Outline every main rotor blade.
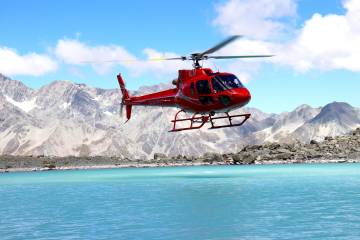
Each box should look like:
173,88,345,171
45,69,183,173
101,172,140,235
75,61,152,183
79,59,137,64
78,57,185,64
208,55,274,59
147,57,186,61
200,35,242,57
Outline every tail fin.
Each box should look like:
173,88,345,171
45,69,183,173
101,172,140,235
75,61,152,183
117,74,132,122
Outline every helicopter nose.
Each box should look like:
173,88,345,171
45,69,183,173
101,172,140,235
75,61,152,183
235,87,251,104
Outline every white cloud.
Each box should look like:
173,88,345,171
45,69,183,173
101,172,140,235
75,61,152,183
216,38,275,57
213,0,360,73
0,47,58,76
275,0,360,72
54,38,190,78
213,0,297,40
54,39,136,74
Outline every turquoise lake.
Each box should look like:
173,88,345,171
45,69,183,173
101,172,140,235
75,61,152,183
1,164,360,239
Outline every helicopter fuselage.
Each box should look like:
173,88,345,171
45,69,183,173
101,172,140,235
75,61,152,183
118,67,252,131
126,68,251,114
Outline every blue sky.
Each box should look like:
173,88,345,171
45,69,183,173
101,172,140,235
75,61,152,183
0,0,359,113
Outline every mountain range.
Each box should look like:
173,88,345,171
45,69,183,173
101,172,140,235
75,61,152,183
1,73,359,159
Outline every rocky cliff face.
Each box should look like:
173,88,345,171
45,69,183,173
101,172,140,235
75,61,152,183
0,74,359,158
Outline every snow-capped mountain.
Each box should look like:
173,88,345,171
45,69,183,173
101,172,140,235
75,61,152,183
0,73,359,158
293,102,360,141
252,104,322,143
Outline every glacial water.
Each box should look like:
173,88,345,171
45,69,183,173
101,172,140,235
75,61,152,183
1,164,360,239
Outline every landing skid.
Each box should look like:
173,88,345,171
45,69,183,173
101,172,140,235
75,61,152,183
169,110,251,132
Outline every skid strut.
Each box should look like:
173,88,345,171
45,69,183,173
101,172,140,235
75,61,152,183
169,110,251,132
209,112,251,129
170,110,209,132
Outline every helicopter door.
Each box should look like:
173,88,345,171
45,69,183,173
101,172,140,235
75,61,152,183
196,80,213,105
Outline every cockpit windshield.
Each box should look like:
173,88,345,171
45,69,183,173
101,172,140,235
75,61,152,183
211,75,243,92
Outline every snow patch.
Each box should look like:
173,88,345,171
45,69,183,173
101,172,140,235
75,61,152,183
62,102,70,109
5,95,38,112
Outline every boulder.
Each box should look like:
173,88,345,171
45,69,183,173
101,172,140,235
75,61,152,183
153,153,167,160
232,153,256,164
324,136,334,141
352,128,360,136
203,153,223,162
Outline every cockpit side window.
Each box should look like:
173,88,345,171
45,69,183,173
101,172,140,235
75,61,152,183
212,75,243,91
212,77,225,92
196,80,211,94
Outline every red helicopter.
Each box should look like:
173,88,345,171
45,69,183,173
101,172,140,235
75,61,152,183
117,36,273,132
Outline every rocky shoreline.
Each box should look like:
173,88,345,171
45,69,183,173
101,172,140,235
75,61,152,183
1,128,360,173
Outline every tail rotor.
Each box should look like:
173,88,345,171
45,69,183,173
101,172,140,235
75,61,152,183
117,74,132,122
120,102,124,118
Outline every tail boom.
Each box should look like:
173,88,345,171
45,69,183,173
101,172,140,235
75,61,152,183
130,89,177,107
117,73,177,122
